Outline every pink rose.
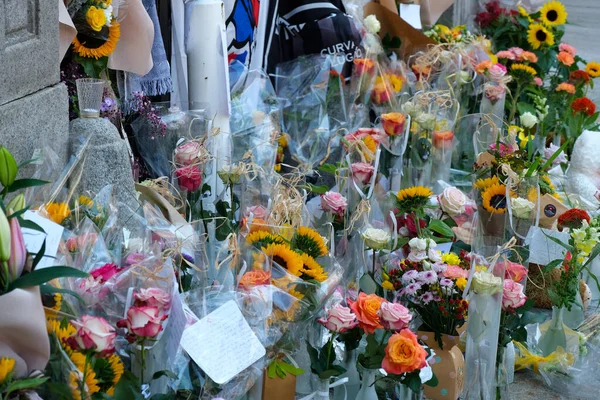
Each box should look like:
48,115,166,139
117,306,167,341
533,77,543,87
378,302,412,331
438,187,467,216
244,205,268,220
351,162,375,185
444,265,469,279
508,47,524,58
484,83,506,102
559,43,577,56
176,165,202,192
317,304,358,333
496,51,515,60
175,141,203,166
65,315,116,356
90,262,121,282
489,63,507,81
321,191,347,217
134,288,171,312
502,279,527,310
498,261,528,282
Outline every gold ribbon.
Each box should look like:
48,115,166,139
513,341,574,374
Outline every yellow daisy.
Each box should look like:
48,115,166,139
482,183,511,214
540,1,567,26
291,227,328,258
78,195,94,208
527,24,555,49
72,22,121,59
262,243,304,277
300,253,328,282
474,176,500,191
586,62,600,78
0,357,15,384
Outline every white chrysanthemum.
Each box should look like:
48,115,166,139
364,15,381,34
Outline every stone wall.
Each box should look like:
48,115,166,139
0,0,69,170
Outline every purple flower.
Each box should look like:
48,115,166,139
432,262,447,273
440,278,453,287
417,270,438,285
182,253,194,263
433,295,441,302
402,282,422,296
420,292,434,304
101,96,116,112
402,270,419,283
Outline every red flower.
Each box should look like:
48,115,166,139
563,251,572,273
557,208,591,231
571,97,596,116
175,165,202,192
570,70,591,84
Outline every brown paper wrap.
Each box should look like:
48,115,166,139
0,287,50,377
261,369,296,400
418,331,464,400
363,1,436,62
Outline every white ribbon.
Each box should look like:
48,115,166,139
298,377,349,400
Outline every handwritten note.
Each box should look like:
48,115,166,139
166,290,187,360
180,300,265,384
526,227,569,266
22,211,64,269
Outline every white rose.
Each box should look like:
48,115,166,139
438,187,467,216
520,112,538,129
511,197,535,219
416,113,436,131
362,228,391,250
218,164,243,184
472,271,503,295
364,15,381,34
401,101,418,117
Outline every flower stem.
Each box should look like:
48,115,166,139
140,339,146,386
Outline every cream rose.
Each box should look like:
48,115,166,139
511,197,535,219
438,187,467,216
472,271,503,295
362,228,391,250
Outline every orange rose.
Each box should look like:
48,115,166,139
382,329,427,375
348,293,386,333
475,60,493,74
239,270,271,288
381,112,406,136
354,59,375,75
557,51,575,66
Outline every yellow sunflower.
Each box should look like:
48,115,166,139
540,1,567,26
511,63,537,77
69,352,100,400
474,176,500,191
585,62,600,78
43,202,70,224
527,24,555,49
105,354,124,395
291,227,328,258
47,318,77,345
44,293,63,318
300,253,328,282
518,6,529,18
72,22,121,59
246,230,283,247
278,134,288,148
396,186,433,213
0,357,15,384
481,183,511,214
262,243,304,277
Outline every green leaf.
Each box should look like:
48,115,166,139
4,377,48,395
319,365,346,379
18,217,45,233
215,200,230,217
267,361,277,379
40,284,86,304
428,219,454,237
276,365,286,379
540,139,570,171
306,184,329,195
31,238,46,270
152,370,178,381
7,207,29,220
7,178,48,193
278,361,304,376
582,264,600,295
8,266,88,291
541,230,573,252
318,163,338,175
306,341,322,374
17,158,41,169
113,371,144,400
359,273,378,294
426,371,439,388
542,258,563,273
405,373,423,393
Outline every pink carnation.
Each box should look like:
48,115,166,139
533,77,543,87
496,51,516,60
559,43,577,56
443,265,469,279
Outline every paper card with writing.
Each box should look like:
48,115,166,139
400,4,422,30
180,300,265,384
525,227,569,266
22,211,64,269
